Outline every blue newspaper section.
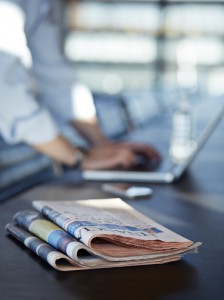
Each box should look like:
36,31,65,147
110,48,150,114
5,223,75,269
14,211,76,254
40,205,157,240
13,210,101,264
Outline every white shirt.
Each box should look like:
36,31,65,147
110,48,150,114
0,0,96,144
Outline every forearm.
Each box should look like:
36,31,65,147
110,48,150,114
31,135,79,166
72,118,110,146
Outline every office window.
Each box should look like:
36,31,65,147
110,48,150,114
64,1,224,95
63,1,224,136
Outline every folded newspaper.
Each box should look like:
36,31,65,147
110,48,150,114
6,198,201,271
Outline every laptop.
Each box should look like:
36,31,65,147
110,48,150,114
82,97,224,183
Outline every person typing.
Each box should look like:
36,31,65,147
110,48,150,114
0,0,160,184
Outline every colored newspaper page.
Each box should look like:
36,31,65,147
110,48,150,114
13,210,109,267
33,198,201,260
5,223,183,271
5,223,82,271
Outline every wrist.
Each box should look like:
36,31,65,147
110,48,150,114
52,148,86,175
65,146,87,167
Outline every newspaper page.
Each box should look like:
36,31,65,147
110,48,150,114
5,223,82,271
13,210,108,267
33,198,201,259
5,223,185,271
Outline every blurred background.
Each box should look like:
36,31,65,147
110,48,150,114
64,0,224,96
62,0,224,137
1,0,224,200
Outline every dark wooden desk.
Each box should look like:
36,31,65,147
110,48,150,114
1,118,224,300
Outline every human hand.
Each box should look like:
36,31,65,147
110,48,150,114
81,142,161,170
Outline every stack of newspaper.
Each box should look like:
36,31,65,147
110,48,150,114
6,198,201,271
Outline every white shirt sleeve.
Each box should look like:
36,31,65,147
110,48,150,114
0,1,59,144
